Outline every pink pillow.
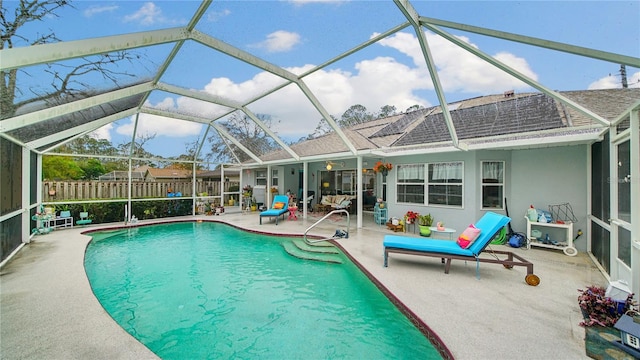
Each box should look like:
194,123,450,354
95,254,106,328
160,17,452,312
457,224,481,249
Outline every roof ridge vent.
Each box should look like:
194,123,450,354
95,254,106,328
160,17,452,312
504,90,515,98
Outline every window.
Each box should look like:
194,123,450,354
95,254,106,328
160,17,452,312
481,161,504,209
271,169,279,186
397,164,425,204
428,162,463,207
396,162,464,207
256,170,267,186
617,140,630,223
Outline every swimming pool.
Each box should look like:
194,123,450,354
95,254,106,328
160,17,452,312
84,221,444,359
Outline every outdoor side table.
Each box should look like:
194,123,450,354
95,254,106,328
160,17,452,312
288,206,298,220
429,227,456,240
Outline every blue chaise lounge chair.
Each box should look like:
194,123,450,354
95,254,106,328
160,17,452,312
383,212,539,286
259,195,290,225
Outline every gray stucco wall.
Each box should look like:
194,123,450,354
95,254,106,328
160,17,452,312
382,145,588,252
509,145,588,252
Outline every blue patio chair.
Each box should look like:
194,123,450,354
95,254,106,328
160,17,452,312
383,212,539,286
76,211,92,226
259,195,290,225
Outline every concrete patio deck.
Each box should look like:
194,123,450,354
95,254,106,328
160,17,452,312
1,211,605,359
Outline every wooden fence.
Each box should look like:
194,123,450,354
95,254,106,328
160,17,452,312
42,180,240,202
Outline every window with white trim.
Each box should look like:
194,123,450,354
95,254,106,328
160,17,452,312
427,162,463,207
271,169,279,186
481,161,504,209
396,162,464,207
256,170,267,185
397,164,425,204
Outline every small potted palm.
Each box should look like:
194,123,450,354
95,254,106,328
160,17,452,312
418,214,433,237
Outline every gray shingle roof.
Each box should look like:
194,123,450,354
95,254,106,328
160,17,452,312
252,88,639,163
395,93,564,146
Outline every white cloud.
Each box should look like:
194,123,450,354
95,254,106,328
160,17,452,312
137,30,540,141
84,5,118,17
588,71,640,89
90,123,113,141
123,2,182,26
115,98,203,138
376,31,537,93
207,9,231,22
250,30,302,53
630,72,640,88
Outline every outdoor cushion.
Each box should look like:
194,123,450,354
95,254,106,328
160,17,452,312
273,202,285,209
457,224,481,249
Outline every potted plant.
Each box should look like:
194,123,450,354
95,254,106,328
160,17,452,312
578,285,635,327
373,161,393,176
418,214,433,237
404,211,419,224
242,185,253,198
578,285,637,358
437,221,445,231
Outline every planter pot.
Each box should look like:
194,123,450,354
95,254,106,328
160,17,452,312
419,225,431,237
584,325,628,360
251,205,257,211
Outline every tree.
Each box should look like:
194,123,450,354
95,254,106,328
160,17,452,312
58,135,119,157
377,105,397,118
298,115,337,142
79,158,106,180
405,104,424,113
1,0,142,119
207,113,279,164
117,133,158,168
340,104,373,127
163,141,205,170
42,155,84,180
297,104,398,143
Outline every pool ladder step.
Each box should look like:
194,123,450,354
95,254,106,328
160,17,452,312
282,240,343,264
292,239,339,253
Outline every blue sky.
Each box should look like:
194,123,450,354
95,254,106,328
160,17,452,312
7,0,640,160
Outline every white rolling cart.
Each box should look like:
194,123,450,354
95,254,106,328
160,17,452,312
525,203,578,257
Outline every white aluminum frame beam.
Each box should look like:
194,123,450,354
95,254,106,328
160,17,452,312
0,82,154,132
28,108,138,149
155,83,300,160
394,0,462,149
190,31,357,154
142,107,262,164
423,22,612,126
0,28,190,71
420,16,640,68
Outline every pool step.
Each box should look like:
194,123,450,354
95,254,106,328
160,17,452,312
292,239,340,254
282,241,343,264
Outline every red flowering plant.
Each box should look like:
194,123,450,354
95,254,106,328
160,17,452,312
373,161,393,174
404,211,419,224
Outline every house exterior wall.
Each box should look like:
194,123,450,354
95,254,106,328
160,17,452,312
291,146,589,252
510,145,589,251
382,151,511,233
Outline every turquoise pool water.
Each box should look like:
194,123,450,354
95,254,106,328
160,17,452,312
84,222,442,359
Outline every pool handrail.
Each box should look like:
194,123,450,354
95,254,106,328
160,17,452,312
304,209,350,243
